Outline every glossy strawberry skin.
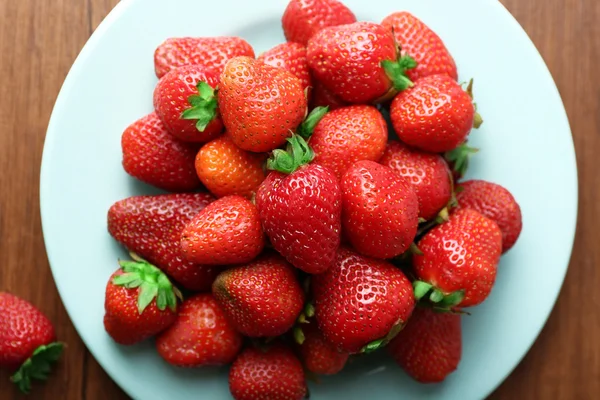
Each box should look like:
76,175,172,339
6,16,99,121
218,56,308,153
121,112,201,192
156,293,242,367
180,196,264,265
256,164,342,274
153,65,223,142
154,36,255,78
455,180,522,252
310,80,347,111
229,344,308,400
414,208,503,307
341,160,419,259
107,193,219,291
258,42,312,91
212,252,304,337
310,105,388,179
312,247,415,353
379,140,452,221
298,323,349,375
387,307,461,383
381,12,458,81
281,0,356,46
390,74,475,153
307,21,397,104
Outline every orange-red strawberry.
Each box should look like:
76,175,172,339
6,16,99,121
387,306,462,383
455,180,522,252
218,56,308,152
107,193,220,291
341,160,419,259
121,112,201,192
298,323,349,375
312,247,415,353
229,344,308,400
307,21,417,104
379,140,452,221
413,208,503,308
281,0,356,46
390,74,476,153
381,12,458,81
195,136,266,198
212,252,304,337
0,292,62,394
258,42,312,92
181,195,264,265
310,80,347,110
154,36,254,78
156,293,242,367
103,257,180,345
309,105,388,179
153,65,223,143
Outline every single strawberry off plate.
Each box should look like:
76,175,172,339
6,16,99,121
40,0,577,399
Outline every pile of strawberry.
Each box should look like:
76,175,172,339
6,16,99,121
104,0,523,398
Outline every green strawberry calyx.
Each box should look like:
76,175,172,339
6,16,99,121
360,319,407,354
444,142,479,180
293,302,316,345
413,281,466,311
181,81,218,132
113,253,183,314
381,54,418,92
267,134,314,175
465,79,483,128
10,342,64,394
297,106,329,139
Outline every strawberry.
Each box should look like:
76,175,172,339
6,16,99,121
281,0,356,46
156,293,242,367
257,42,312,92
455,180,522,252
212,252,304,337
195,135,266,198
308,105,387,179
229,344,308,400
341,160,419,259
390,74,477,153
153,65,223,143
0,292,62,394
180,195,264,265
413,208,503,308
387,306,462,383
310,80,347,111
298,323,349,375
379,140,452,221
256,135,341,274
381,12,458,81
307,21,417,104
107,193,220,291
103,256,180,345
217,56,308,152
121,112,201,192
154,36,255,78
312,247,415,353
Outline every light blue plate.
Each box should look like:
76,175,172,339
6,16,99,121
40,0,578,399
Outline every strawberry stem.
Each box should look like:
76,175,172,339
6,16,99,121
181,81,218,132
267,135,314,174
297,106,329,139
10,342,63,394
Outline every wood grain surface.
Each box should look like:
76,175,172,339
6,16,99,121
0,0,596,399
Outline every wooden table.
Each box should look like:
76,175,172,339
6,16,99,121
0,0,597,398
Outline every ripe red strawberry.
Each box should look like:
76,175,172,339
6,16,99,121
298,323,349,375
387,306,462,383
413,208,503,308
309,105,388,179
381,12,458,81
455,180,522,252
153,65,223,143
154,36,255,78
0,292,62,393
258,42,312,92
121,112,201,192
281,0,356,46
341,160,419,259
310,80,346,110
307,21,417,104
212,252,304,337
390,74,476,153
218,56,308,152
312,247,415,353
180,195,264,265
379,140,452,221
256,135,341,274
229,344,308,400
103,257,180,345
195,135,266,198
107,193,220,291
156,293,242,367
